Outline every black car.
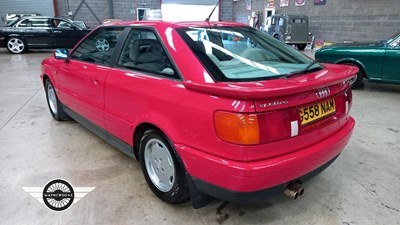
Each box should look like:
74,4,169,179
0,16,91,54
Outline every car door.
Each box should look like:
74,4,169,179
16,18,53,47
51,19,85,48
382,36,400,82
104,27,180,144
57,26,126,129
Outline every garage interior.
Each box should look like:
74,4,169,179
1,0,400,225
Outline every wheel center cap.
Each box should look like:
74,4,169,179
157,161,161,169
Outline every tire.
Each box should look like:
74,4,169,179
297,44,307,51
273,35,281,41
6,37,27,54
44,79,71,121
139,129,190,204
343,62,364,89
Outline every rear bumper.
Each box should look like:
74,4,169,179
176,117,355,202
189,154,339,204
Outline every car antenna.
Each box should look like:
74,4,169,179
205,1,219,22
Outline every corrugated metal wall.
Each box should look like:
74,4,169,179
0,0,54,20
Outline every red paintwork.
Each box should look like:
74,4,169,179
41,21,356,194
176,116,354,192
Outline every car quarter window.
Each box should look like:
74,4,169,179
70,27,125,66
17,18,51,28
117,28,179,79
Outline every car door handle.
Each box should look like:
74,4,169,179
53,30,62,33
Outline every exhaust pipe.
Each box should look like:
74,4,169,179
283,182,304,200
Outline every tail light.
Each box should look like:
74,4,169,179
214,112,260,145
214,85,353,146
214,110,295,145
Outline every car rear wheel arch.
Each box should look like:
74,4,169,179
336,59,367,78
134,123,161,159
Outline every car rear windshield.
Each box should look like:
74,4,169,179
176,26,321,82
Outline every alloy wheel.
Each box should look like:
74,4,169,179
47,83,58,115
7,38,25,54
96,38,110,52
144,138,175,192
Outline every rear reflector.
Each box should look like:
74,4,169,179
291,120,299,137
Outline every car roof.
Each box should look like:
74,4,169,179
103,20,247,29
16,16,71,20
272,14,308,18
9,16,76,26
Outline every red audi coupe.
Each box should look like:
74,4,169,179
41,21,356,208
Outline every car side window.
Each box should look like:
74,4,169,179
17,18,51,28
70,27,124,66
17,19,30,27
52,19,74,29
271,18,276,25
278,18,284,26
292,18,305,24
117,29,178,78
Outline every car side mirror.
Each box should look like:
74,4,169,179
54,49,69,61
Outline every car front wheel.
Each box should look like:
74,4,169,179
139,129,190,204
44,79,71,121
6,37,27,54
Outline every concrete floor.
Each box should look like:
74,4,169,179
0,48,399,225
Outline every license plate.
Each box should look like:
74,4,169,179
299,98,336,125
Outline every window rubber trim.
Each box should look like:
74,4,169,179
176,27,324,83
113,26,183,81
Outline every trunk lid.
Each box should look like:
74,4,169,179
184,63,356,159
183,64,357,103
